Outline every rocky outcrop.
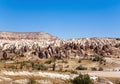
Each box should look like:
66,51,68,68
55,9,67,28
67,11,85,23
0,31,119,60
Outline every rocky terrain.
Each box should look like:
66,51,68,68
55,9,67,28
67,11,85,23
0,31,119,84
0,31,119,60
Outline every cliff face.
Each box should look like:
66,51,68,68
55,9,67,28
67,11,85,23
0,31,120,60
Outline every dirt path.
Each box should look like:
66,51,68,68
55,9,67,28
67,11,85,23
88,71,120,78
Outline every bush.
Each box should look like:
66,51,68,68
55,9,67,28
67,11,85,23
20,61,27,69
92,56,105,64
76,65,87,70
39,64,48,70
98,67,103,71
45,60,53,64
33,64,48,70
72,74,93,84
8,65,16,69
70,70,78,74
78,59,82,63
92,56,100,61
28,78,37,84
91,67,97,71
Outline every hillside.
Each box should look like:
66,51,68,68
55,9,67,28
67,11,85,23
0,31,119,59
0,31,59,40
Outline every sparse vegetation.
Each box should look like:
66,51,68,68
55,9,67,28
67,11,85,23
92,55,106,65
8,65,16,69
33,64,48,70
76,65,87,70
92,56,101,61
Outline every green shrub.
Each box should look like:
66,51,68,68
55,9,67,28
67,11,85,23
28,78,37,84
76,65,87,70
72,74,93,84
8,65,16,69
92,56,106,64
92,56,100,61
38,64,48,70
20,62,26,69
33,64,48,70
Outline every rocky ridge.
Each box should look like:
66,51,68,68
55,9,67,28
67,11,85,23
0,31,59,40
0,31,119,59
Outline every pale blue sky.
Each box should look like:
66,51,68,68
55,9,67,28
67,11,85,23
0,0,120,39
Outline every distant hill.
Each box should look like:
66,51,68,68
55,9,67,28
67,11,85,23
0,31,60,40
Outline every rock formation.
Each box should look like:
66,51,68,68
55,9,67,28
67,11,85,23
0,31,119,60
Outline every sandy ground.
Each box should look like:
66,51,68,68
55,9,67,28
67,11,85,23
0,71,76,84
106,58,120,64
88,71,120,78
1,70,120,79
0,70,77,80
0,70,119,84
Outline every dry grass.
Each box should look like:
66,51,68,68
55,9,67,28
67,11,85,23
62,58,99,71
105,77,120,83
0,57,100,73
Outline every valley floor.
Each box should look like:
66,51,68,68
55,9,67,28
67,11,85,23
0,70,119,84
